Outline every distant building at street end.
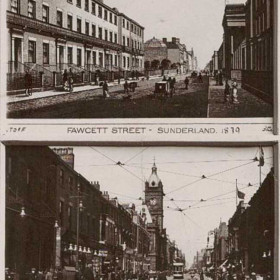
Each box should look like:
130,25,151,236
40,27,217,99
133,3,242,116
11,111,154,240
144,37,168,64
144,37,198,73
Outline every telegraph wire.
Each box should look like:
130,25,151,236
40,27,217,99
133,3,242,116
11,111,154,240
124,147,149,165
166,160,256,195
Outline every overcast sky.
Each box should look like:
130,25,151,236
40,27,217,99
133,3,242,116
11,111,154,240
63,146,273,266
105,0,246,68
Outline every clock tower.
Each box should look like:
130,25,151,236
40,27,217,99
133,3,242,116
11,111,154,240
145,162,164,232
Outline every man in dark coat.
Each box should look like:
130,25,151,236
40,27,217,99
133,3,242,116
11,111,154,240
185,76,189,90
103,80,109,98
24,70,32,96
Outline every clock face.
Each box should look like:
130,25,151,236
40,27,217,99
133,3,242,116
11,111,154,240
150,198,157,206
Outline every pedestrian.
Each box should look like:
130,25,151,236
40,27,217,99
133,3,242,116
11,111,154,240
232,79,239,104
200,271,204,280
215,71,219,85
170,77,176,97
198,72,203,83
184,76,189,90
68,68,74,92
219,71,223,85
124,80,130,95
162,76,167,82
224,79,231,103
63,69,68,91
83,264,94,280
28,268,39,280
24,69,33,96
45,269,53,280
103,80,110,98
5,268,13,280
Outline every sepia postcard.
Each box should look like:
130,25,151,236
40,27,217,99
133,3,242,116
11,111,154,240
1,0,276,121
0,0,279,279
2,144,278,280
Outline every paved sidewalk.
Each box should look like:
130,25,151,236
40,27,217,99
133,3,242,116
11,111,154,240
208,78,273,118
7,74,172,104
7,74,187,115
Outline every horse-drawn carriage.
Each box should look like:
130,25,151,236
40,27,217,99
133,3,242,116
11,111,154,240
154,81,170,98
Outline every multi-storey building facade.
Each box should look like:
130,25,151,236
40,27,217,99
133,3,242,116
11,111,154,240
5,146,151,279
243,0,274,101
7,0,144,92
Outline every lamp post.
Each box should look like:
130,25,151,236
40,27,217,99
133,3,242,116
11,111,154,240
76,184,84,273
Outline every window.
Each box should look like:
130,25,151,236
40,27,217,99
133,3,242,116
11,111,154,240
114,33,117,43
91,1,96,14
76,0,81,8
85,0,89,11
114,15,117,25
11,0,20,14
99,52,103,67
98,27,102,39
127,57,130,68
87,214,90,234
122,36,125,46
57,10,63,27
67,14,73,30
27,169,32,185
105,29,108,41
68,176,73,190
67,47,73,64
28,40,36,63
27,0,36,18
59,201,64,227
127,38,130,47
77,49,82,66
77,18,82,33
104,10,108,21
92,51,96,65
110,13,112,23
92,24,96,37
42,5,49,23
85,21,89,35
109,31,113,42
127,21,129,30
67,0,73,3
115,54,118,66
43,43,49,64
123,57,126,68
98,6,102,18
122,19,125,28
59,169,64,186
68,205,73,229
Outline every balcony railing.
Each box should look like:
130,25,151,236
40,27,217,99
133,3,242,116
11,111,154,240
122,46,144,56
7,11,122,52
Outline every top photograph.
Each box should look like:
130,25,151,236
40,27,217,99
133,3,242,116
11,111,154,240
5,0,275,119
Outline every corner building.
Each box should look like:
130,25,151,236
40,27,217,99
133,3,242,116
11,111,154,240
7,0,144,91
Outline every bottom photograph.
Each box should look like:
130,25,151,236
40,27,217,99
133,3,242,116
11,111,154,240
5,145,275,280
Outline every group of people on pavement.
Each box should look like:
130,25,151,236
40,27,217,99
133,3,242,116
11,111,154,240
5,267,63,280
223,79,239,104
62,68,74,93
162,76,177,97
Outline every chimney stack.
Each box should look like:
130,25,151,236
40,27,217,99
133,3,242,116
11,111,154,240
162,38,167,44
53,147,75,169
